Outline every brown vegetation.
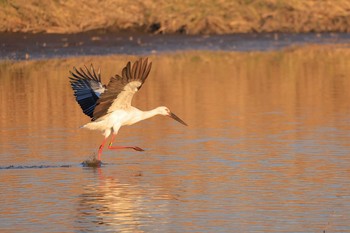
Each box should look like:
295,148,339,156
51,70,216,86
0,0,350,34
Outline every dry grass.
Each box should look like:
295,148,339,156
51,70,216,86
0,0,350,34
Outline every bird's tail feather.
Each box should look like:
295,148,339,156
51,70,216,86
81,121,106,131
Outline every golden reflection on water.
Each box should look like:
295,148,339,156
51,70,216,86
1,45,350,232
76,168,177,233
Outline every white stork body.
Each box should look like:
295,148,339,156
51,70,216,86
69,58,187,160
82,106,167,135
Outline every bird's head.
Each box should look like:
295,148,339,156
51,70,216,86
157,106,188,126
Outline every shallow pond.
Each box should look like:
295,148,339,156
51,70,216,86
1,46,350,232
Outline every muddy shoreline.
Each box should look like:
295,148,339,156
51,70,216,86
1,32,349,61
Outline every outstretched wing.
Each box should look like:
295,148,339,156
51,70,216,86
69,65,106,118
93,58,152,120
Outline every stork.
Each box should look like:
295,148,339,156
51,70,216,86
69,58,187,160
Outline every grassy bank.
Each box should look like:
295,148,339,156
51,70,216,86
1,0,350,34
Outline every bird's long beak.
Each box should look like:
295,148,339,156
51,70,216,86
169,112,188,126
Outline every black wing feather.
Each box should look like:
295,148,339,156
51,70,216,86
69,64,105,118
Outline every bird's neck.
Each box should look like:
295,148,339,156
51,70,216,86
141,107,162,121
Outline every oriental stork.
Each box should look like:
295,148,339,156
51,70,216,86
69,58,187,160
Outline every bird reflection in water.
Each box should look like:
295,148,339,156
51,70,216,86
74,167,175,232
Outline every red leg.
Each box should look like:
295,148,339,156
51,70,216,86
98,137,109,160
108,135,144,152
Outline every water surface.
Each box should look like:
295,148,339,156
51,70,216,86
1,47,350,232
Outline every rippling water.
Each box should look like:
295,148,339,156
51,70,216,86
1,46,350,232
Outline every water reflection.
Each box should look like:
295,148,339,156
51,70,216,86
75,167,176,233
0,46,350,232
76,168,144,232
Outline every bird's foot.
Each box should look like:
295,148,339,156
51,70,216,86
133,146,145,152
108,145,145,152
81,154,102,168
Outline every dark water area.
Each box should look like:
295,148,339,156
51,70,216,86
1,32,349,60
1,44,350,232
